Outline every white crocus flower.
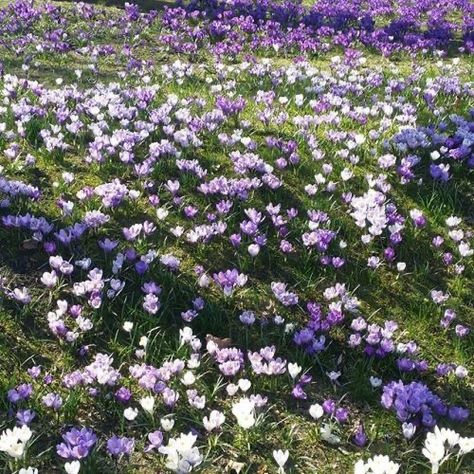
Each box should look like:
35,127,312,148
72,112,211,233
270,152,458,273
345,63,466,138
181,371,196,386
19,468,38,474
122,321,133,332
458,436,474,455
64,460,81,474
140,396,155,415
320,424,340,445
231,397,256,429
124,407,138,421
237,378,251,392
402,422,416,440
288,363,302,380
273,449,289,473
422,428,447,474
202,410,225,432
309,403,324,420
161,416,175,432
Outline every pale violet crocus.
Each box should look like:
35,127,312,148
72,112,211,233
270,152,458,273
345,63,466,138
369,376,383,388
226,383,239,396
326,371,341,383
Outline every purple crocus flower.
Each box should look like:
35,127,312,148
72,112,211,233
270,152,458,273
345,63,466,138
144,430,163,452
291,384,307,400
42,393,63,411
353,424,368,447
448,406,470,422
56,427,97,460
98,238,118,252
322,399,336,415
16,409,36,426
212,269,248,296
106,435,135,457
115,387,132,404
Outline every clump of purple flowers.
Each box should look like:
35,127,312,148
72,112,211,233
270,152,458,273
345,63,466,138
211,347,245,377
212,269,248,296
248,346,287,375
107,435,135,457
381,380,469,429
348,318,398,358
271,282,299,306
56,427,97,460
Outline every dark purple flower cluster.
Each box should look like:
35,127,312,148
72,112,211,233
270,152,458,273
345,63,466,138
161,0,474,56
293,288,359,355
381,380,469,428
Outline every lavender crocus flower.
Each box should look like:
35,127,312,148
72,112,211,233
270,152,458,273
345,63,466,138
106,435,135,457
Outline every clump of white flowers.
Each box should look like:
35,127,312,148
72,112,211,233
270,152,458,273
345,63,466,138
231,397,256,429
353,426,474,474
350,188,388,237
0,425,33,458
203,410,225,432
354,454,400,474
422,426,474,473
159,432,203,473
19,468,38,474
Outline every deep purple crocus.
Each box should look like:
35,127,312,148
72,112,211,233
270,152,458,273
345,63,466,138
353,423,368,447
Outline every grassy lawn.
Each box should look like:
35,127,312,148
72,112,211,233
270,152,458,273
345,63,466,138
0,1,473,473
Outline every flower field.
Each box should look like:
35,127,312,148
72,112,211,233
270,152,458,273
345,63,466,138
0,0,473,473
